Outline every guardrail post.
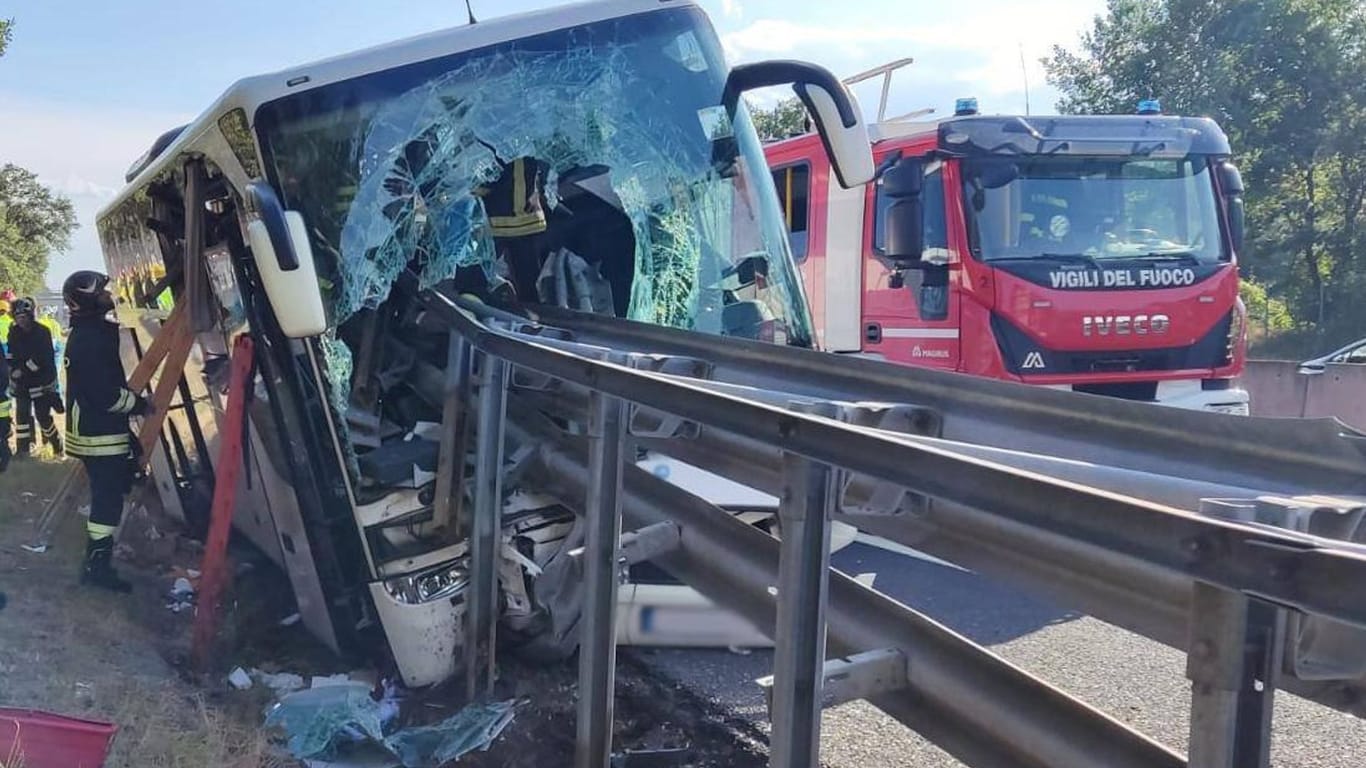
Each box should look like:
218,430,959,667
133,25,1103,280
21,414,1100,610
576,391,628,768
465,353,509,701
1186,581,1283,768
434,334,473,533
771,403,838,768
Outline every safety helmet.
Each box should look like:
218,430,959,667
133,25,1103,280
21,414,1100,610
11,298,35,319
0,299,9,314
62,270,113,317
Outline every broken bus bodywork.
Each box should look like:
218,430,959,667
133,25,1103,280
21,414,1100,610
96,0,872,686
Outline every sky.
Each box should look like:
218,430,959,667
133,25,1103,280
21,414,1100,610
0,0,1105,288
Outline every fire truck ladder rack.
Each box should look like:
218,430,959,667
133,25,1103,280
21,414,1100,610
417,289,1366,768
840,57,936,125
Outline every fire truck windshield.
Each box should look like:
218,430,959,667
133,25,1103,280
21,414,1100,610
254,6,813,347
962,155,1227,265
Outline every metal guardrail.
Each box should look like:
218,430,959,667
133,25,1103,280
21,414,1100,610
417,291,1366,768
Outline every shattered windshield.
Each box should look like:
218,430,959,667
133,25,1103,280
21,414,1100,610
962,156,1227,263
254,7,812,347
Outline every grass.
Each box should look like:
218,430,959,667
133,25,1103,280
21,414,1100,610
0,456,294,768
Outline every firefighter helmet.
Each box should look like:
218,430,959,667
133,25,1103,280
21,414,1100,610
10,297,34,319
62,270,114,317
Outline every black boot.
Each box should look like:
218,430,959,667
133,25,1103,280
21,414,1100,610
80,538,132,593
0,444,9,474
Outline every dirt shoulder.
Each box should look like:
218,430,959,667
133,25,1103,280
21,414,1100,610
0,459,766,767
0,457,284,768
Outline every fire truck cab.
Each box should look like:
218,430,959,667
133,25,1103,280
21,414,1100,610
766,74,1251,413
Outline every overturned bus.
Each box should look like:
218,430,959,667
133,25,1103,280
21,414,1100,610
95,0,873,686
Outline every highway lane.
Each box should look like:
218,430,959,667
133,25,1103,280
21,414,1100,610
629,538,1366,767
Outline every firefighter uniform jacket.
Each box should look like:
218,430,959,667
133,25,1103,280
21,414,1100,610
7,321,57,393
64,317,146,457
478,157,548,238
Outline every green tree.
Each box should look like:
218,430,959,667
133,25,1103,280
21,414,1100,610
1045,0,1366,351
0,17,12,58
0,166,79,296
747,97,809,142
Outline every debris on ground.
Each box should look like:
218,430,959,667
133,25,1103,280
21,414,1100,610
263,678,515,767
385,700,516,767
265,682,389,760
165,576,196,613
0,707,118,768
254,669,308,696
228,667,254,690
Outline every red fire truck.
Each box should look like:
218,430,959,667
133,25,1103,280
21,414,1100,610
765,65,1250,413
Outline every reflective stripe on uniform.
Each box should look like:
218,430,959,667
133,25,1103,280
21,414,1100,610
66,443,131,458
0,400,10,418
65,431,131,458
487,213,549,237
86,522,117,540
110,389,137,414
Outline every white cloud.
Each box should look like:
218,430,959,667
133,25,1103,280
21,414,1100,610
721,0,743,18
720,1,1102,115
0,93,194,287
723,19,923,60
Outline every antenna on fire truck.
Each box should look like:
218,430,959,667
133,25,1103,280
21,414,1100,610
1019,43,1032,115
464,0,478,24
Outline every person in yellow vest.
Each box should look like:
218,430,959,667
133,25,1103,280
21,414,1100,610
0,298,12,356
37,305,65,398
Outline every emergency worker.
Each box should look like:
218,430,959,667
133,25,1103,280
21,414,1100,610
0,298,12,356
37,306,65,396
8,297,63,456
0,348,11,473
63,271,151,593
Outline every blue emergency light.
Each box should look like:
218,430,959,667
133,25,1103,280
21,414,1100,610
1137,98,1162,115
954,97,979,116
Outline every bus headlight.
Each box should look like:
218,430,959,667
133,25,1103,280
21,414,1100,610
383,559,469,604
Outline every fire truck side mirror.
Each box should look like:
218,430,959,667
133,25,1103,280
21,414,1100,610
722,61,875,189
245,182,328,338
1218,162,1246,252
882,159,925,265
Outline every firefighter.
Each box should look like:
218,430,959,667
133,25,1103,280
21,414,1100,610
63,271,152,593
7,297,63,457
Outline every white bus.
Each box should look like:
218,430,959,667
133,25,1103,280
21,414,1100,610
97,0,870,686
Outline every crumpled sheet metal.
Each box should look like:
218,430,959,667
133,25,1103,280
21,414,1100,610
336,45,731,331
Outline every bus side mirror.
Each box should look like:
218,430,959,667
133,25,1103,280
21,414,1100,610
722,60,874,189
883,158,925,265
1218,162,1245,252
246,182,328,338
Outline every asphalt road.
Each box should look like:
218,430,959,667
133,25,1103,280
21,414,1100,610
630,537,1366,768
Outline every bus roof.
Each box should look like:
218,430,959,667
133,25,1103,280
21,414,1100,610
101,0,696,220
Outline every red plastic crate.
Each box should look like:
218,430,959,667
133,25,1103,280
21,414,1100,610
0,708,117,768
